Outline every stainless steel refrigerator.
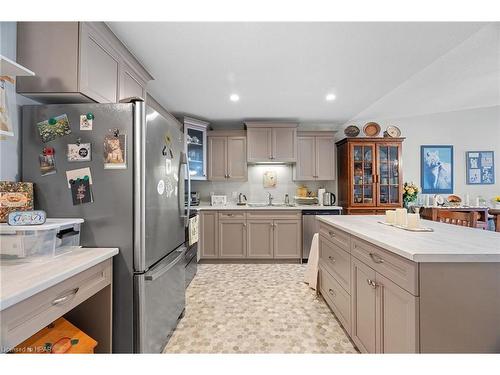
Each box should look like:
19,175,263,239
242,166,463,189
21,99,190,353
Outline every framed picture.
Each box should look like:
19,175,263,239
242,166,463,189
263,171,277,188
466,151,495,184
420,145,454,194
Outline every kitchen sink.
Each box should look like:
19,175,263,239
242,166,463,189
247,202,269,207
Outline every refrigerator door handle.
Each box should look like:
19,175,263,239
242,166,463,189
179,152,191,226
145,248,186,281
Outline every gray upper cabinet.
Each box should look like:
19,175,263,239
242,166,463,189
79,22,120,103
294,131,335,181
120,63,146,101
16,22,152,103
245,122,297,163
207,130,247,182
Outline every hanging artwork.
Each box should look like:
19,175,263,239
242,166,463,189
420,145,454,194
263,171,277,188
103,131,126,169
37,114,71,143
0,78,14,137
466,151,495,185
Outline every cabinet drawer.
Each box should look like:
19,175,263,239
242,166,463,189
319,222,350,252
218,211,246,219
319,236,351,292
319,266,351,334
351,237,418,295
1,259,112,350
246,210,300,220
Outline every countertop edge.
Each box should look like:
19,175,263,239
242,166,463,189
0,247,119,311
193,205,343,211
316,216,500,263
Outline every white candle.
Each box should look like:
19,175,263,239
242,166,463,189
395,208,407,226
475,197,480,207
424,194,430,207
465,194,470,206
407,213,421,229
385,210,396,224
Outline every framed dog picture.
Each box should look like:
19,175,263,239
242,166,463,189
420,145,454,194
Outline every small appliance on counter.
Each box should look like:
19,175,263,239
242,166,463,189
186,191,200,206
237,193,247,206
322,192,336,206
210,195,227,206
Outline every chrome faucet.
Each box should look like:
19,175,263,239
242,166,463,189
284,194,290,206
267,192,273,206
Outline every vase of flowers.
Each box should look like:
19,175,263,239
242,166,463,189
403,182,420,211
494,196,500,209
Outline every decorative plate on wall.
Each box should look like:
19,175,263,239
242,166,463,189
363,122,381,137
344,125,360,137
384,125,401,138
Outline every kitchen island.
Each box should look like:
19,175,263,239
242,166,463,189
316,215,500,353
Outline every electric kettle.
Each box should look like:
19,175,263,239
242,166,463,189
323,192,336,206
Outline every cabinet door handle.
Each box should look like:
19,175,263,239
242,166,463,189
328,288,336,297
328,231,335,237
227,174,231,178
369,253,384,264
52,288,79,306
328,255,336,263
366,279,378,288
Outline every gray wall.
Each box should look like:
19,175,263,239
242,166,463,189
0,22,37,181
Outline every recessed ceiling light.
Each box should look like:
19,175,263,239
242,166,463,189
325,93,336,101
230,94,240,102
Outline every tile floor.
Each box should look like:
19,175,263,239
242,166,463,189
163,263,358,353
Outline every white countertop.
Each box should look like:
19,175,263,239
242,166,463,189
316,215,500,263
194,203,343,211
0,247,118,311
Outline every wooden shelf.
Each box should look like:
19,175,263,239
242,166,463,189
0,55,35,77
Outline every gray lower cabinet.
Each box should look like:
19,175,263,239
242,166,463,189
199,210,301,260
376,273,419,353
200,211,218,258
351,257,377,353
218,219,246,258
247,219,274,258
16,22,151,103
273,220,302,258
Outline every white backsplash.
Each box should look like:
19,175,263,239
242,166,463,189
191,164,336,204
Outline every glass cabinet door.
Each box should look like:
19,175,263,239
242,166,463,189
351,143,376,206
186,126,207,180
377,144,401,206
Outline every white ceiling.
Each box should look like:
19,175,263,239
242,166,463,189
108,22,487,126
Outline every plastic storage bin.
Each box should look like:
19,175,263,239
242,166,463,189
0,218,84,261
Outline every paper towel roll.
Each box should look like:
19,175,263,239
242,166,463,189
318,189,325,206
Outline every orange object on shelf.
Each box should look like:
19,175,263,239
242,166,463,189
12,317,97,354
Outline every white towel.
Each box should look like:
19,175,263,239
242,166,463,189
304,233,320,290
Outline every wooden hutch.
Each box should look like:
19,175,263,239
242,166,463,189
336,137,405,215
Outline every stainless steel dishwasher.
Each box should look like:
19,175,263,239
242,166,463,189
302,209,341,261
